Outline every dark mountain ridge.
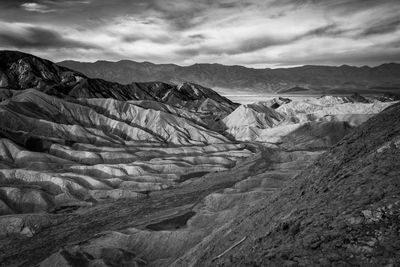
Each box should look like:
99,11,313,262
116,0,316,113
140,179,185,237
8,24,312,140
0,50,237,113
58,59,400,94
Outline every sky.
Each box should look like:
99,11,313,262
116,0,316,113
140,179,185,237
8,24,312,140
0,0,399,68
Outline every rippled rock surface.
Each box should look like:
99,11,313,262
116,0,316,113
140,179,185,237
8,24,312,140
0,51,247,237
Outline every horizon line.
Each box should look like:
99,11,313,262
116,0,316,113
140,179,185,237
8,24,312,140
58,58,400,70
1,49,399,70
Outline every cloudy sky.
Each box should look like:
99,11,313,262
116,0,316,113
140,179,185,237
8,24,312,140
0,0,399,68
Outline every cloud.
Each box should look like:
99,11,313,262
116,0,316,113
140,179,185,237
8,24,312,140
0,22,96,49
179,35,294,57
21,2,55,13
301,24,346,38
188,34,206,40
361,19,400,36
20,0,91,13
0,0,399,67
177,23,354,58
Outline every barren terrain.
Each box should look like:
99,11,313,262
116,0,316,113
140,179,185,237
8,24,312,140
0,51,399,266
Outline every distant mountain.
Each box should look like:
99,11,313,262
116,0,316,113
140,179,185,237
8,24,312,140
58,60,400,94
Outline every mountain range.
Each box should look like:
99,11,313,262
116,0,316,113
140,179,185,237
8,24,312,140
58,59,400,94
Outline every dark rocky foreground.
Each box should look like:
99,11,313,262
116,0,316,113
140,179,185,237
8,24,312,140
0,51,399,266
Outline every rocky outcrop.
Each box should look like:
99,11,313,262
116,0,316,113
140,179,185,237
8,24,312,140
223,103,285,130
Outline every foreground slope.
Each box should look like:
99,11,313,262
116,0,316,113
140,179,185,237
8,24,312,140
176,102,400,266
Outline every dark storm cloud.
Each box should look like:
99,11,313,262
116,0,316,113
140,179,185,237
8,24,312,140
217,1,253,9
361,19,400,36
218,2,239,9
230,37,290,54
301,24,346,38
0,26,95,49
188,34,206,40
122,33,173,44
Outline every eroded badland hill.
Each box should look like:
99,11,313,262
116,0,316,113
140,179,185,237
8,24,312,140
0,51,399,266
